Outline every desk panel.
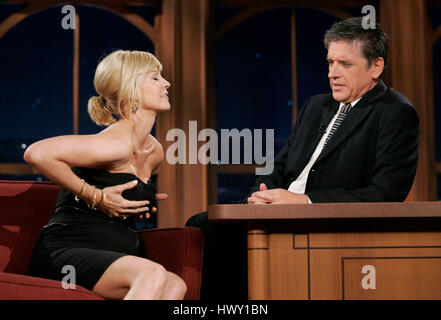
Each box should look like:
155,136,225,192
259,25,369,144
209,203,441,299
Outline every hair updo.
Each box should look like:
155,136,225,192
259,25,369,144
87,50,162,126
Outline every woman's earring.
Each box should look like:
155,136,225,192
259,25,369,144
131,102,139,113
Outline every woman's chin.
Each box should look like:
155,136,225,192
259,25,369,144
143,104,171,113
159,103,171,111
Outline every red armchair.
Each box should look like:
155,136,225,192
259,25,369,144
0,180,203,300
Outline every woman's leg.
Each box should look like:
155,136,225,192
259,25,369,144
92,255,186,300
160,272,187,300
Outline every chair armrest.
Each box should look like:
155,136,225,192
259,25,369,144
137,226,204,300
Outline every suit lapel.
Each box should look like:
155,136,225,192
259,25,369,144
315,81,387,164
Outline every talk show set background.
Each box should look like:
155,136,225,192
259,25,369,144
1,0,441,307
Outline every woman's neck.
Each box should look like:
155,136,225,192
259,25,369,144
124,109,157,152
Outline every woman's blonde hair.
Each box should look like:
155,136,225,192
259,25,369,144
88,50,162,126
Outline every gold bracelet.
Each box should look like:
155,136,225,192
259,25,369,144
88,185,97,210
96,189,106,207
75,179,86,203
102,191,107,206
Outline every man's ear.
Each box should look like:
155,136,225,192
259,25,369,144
370,57,384,79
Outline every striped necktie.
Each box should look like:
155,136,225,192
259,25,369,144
323,103,352,148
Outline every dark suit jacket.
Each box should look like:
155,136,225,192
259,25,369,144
246,81,420,203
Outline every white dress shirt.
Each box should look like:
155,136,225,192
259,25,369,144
287,97,362,203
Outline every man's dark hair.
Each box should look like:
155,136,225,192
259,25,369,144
324,17,388,78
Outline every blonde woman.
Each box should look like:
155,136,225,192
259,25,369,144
25,50,186,300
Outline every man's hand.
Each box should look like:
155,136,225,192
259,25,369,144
247,183,308,204
247,183,270,204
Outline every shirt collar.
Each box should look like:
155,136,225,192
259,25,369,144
339,96,362,111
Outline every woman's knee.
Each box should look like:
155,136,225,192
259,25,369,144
137,262,168,289
167,272,187,295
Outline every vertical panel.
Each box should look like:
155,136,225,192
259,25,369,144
379,0,437,201
269,233,309,299
248,223,269,300
433,6,441,201
156,0,209,226
156,0,182,227
180,0,208,222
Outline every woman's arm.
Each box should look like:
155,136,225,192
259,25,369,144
24,131,150,218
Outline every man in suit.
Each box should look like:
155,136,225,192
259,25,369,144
187,17,419,299
247,17,419,204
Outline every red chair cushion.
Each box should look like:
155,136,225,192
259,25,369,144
0,272,103,300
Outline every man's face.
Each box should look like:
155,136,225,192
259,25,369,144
327,40,381,103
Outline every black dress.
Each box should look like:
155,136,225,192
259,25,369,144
28,167,157,291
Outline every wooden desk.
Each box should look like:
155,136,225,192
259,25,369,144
208,202,441,300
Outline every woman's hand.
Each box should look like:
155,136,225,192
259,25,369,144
97,180,150,219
